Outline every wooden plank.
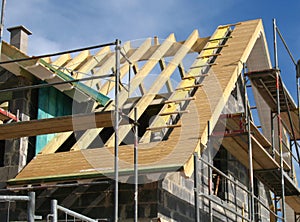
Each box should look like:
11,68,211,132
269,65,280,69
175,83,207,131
164,96,196,104
141,26,229,144
218,136,262,169
75,46,111,79
286,195,300,213
175,84,203,91
1,41,37,68
154,36,174,93
39,47,112,154
9,19,278,186
159,110,189,116
251,135,279,169
146,124,181,131
0,111,130,140
184,19,268,176
64,50,90,71
39,131,72,154
250,121,272,148
104,30,199,147
52,54,71,67
83,41,130,88
10,97,200,185
99,38,152,95
42,39,151,154
70,34,177,151
132,63,146,95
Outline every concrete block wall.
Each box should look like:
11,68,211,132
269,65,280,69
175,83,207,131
158,172,195,222
0,180,160,221
157,150,272,221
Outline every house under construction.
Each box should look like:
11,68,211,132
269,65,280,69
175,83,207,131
0,19,299,221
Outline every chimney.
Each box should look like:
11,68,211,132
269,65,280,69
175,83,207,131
7,25,32,54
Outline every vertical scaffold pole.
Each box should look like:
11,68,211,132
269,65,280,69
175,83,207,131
0,0,6,59
271,112,275,158
273,18,286,222
243,64,255,221
134,107,138,222
51,199,58,222
207,121,213,222
194,152,200,222
114,39,121,222
297,60,300,166
273,19,279,70
27,192,35,222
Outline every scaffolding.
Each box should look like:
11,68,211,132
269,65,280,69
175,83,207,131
193,19,300,222
0,192,36,222
193,69,300,221
0,19,299,221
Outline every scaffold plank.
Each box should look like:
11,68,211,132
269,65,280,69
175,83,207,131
246,69,300,139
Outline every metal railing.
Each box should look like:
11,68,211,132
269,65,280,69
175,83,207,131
0,192,36,222
48,199,103,222
194,153,283,222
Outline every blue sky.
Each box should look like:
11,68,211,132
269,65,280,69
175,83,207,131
3,1,300,182
3,1,299,95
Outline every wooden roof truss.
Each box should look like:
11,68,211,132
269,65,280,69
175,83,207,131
2,19,299,214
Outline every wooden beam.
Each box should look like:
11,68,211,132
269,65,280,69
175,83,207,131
164,96,196,104
146,124,181,131
64,50,90,71
154,36,174,93
40,47,111,154
104,30,199,147
70,34,177,151
52,54,71,67
75,46,111,79
184,19,266,177
132,63,146,95
85,41,131,86
99,38,152,95
197,53,221,59
286,195,300,214
0,111,130,140
182,73,209,80
159,110,189,116
39,132,73,154
140,28,219,144
203,45,228,50
175,84,203,91
189,63,217,69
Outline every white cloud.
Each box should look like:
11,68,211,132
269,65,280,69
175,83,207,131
28,35,61,55
1,0,300,188
2,0,237,55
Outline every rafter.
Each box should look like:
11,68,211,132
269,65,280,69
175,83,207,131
98,38,152,95
104,30,199,147
70,34,177,151
154,36,174,93
39,47,111,154
140,27,228,143
64,50,90,71
52,53,71,67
